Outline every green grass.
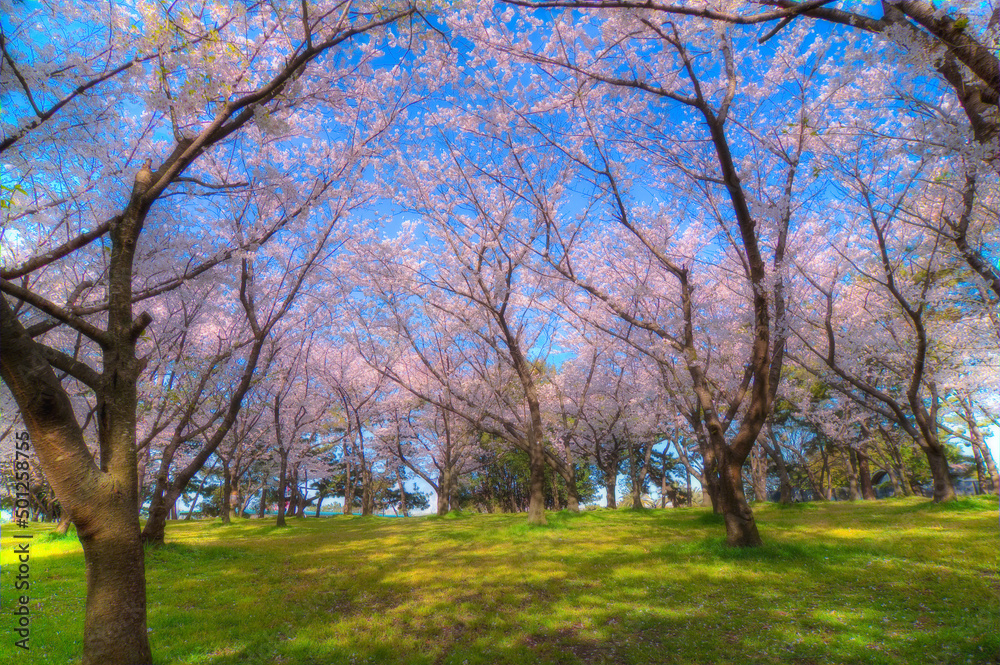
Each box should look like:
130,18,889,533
2,496,997,664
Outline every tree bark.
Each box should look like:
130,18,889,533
527,439,547,525
275,449,288,527
717,452,762,547
845,446,861,500
55,510,73,536
1,218,154,664
220,458,232,524
857,448,876,500
925,442,956,501
80,513,151,665
343,449,354,516
436,466,452,515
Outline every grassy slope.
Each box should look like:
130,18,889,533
1,496,997,665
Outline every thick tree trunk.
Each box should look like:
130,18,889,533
630,486,643,509
80,514,152,665
857,449,876,500
925,443,957,502
2,278,155,665
360,465,374,516
604,469,617,509
144,472,174,543
437,466,451,515
717,455,763,547
527,440,547,525
696,434,722,513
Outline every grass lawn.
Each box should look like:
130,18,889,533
1,496,997,664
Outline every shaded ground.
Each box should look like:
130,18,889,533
1,496,996,664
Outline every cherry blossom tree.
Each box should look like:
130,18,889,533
0,1,419,661
443,5,856,544
351,160,581,523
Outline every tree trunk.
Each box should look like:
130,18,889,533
55,510,72,536
361,465,374,516
924,442,957,502
857,448,876,500
437,466,452,515
717,454,763,547
136,445,150,511
144,474,173,542
287,467,300,518
971,446,987,493
565,468,581,512
2,287,156,665
343,454,354,516
974,440,999,494
527,440,547,525
221,459,232,524
820,446,833,499
844,446,861,500
315,494,325,517
276,450,288,527
604,469,617,509
697,434,722,513
79,514,152,665
398,473,408,517
685,465,692,506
